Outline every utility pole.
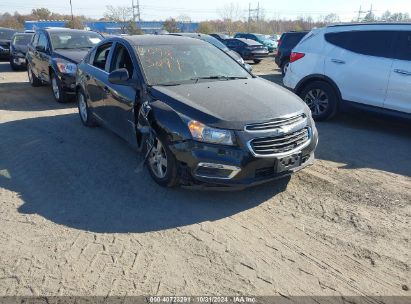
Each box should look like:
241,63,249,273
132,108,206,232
131,0,141,22
248,2,260,31
69,0,74,21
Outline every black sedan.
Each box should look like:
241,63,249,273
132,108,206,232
224,38,269,63
26,28,103,103
76,36,318,189
0,27,17,59
9,32,33,70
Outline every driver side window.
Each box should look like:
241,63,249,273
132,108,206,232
93,43,112,72
110,43,134,77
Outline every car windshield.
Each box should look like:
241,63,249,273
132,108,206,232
50,31,102,50
0,29,16,40
12,34,32,45
136,43,251,86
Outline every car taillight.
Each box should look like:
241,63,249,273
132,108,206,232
277,40,282,47
290,52,305,63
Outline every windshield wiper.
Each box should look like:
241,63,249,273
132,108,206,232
191,75,248,83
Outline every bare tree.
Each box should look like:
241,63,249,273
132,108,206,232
104,5,133,33
218,2,243,35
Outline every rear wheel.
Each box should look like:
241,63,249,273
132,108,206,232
281,59,290,76
77,90,97,127
145,132,179,187
253,59,262,64
27,64,42,87
300,81,339,121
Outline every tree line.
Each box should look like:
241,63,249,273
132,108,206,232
0,6,409,35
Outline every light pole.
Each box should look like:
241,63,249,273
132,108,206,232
69,0,74,21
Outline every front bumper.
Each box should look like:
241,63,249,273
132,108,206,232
170,125,318,189
10,55,27,66
57,72,76,95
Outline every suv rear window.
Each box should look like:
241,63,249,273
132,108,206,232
395,31,411,61
325,30,395,58
282,34,306,48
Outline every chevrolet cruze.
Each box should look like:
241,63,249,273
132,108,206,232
76,35,318,188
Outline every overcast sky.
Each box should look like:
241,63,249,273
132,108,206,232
0,0,409,21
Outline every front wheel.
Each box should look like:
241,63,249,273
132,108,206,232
253,59,262,64
145,132,179,187
300,81,339,121
51,72,68,103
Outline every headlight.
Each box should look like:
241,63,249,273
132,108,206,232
56,60,77,74
188,120,235,146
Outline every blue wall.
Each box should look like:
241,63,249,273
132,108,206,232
24,20,199,34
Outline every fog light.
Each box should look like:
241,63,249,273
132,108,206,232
195,163,241,179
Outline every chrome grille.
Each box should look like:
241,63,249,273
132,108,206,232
245,114,306,132
250,128,310,156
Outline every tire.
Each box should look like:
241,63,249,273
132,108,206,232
299,81,339,121
50,71,68,103
77,90,97,127
281,59,290,76
253,59,262,64
145,131,179,188
27,64,42,87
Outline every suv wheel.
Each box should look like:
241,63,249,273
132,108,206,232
300,81,339,121
145,132,179,187
253,59,262,64
27,64,42,87
281,59,290,76
51,72,68,103
77,90,97,127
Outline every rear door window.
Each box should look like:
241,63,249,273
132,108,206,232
325,30,395,58
92,43,113,72
394,31,411,61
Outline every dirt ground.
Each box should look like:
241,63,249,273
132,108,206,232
0,57,410,298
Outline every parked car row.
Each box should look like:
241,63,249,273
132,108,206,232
23,27,318,189
283,23,411,121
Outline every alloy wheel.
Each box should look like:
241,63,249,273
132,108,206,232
148,137,168,179
78,93,88,122
28,66,33,84
51,76,60,100
304,89,329,116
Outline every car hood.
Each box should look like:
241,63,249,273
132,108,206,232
12,44,28,54
150,78,305,130
53,49,89,64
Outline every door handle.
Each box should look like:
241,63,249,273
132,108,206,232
394,69,411,76
331,59,346,64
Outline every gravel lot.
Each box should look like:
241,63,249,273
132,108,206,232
0,57,410,297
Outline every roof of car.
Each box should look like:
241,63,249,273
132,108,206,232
123,34,205,46
42,28,99,34
228,38,261,45
328,22,411,27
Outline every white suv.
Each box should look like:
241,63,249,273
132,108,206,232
283,23,411,120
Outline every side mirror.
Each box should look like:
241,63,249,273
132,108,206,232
108,68,130,85
35,45,46,53
244,63,252,72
